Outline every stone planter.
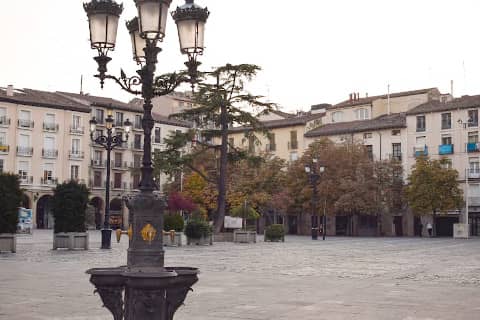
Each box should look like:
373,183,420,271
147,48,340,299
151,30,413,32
53,232,89,250
233,230,257,243
0,234,16,253
163,231,183,247
187,234,213,246
213,232,234,242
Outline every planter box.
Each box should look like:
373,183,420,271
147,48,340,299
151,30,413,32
0,234,16,253
163,231,183,247
233,230,257,243
213,232,234,242
53,232,89,250
187,234,213,246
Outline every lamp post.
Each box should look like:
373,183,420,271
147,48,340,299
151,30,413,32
89,111,132,249
305,159,325,240
83,0,209,319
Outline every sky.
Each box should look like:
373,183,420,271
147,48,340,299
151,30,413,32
2,0,480,113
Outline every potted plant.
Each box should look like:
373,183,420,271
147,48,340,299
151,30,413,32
0,173,23,253
163,213,185,246
52,181,90,250
231,203,260,243
185,215,212,245
264,224,285,242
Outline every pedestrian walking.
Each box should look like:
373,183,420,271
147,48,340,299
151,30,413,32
426,222,433,237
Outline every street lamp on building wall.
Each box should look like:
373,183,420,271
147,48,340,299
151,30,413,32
83,0,209,318
89,110,132,249
305,159,325,240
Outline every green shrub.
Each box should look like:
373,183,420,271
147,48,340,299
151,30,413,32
164,213,185,232
52,181,90,233
265,224,285,241
230,205,260,220
0,173,23,234
185,219,211,239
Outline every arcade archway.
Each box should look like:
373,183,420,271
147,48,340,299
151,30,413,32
36,195,54,229
90,197,104,230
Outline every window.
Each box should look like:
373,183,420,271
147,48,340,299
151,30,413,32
95,109,104,124
268,133,276,151
114,153,122,167
416,115,426,132
72,115,81,130
441,158,452,169
332,111,343,123
115,112,124,126
0,159,3,172
365,145,373,160
19,110,32,128
133,154,142,168
441,113,451,130
468,109,478,127
289,131,298,150
392,129,401,136
363,132,372,139
441,136,452,145
470,158,480,174
134,115,142,129
44,113,56,130
355,108,370,120
468,132,478,143
134,134,142,149
19,134,29,147
95,129,103,139
154,127,161,143
93,171,102,187
94,150,103,164
228,137,234,147
0,107,6,125
71,165,79,180
72,139,80,153
0,132,6,146
132,174,141,189
392,143,402,161
248,135,255,153
114,173,122,189
18,161,28,180
43,163,54,182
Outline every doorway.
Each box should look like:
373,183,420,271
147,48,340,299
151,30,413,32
435,216,459,237
36,195,54,229
393,216,403,236
287,215,297,234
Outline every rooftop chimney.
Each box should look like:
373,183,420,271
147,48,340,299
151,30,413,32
349,93,353,102
6,85,14,97
450,80,454,97
366,92,369,98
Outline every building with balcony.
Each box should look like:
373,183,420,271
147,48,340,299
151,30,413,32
0,85,91,229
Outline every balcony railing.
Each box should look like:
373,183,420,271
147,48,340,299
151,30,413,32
112,182,128,190
467,142,480,153
40,177,58,185
413,145,428,157
16,146,33,156
0,116,10,126
132,142,143,150
18,119,34,129
42,148,58,159
90,180,107,189
91,159,106,167
438,144,454,155
116,142,128,149
70,126,85,135
468,169,480,179
112,161,129,170
19,176,33,184
69,150,85,160
389,153,402,161
130,161,142,169
0,145,9,153
288,140,298,150
43,122,59,132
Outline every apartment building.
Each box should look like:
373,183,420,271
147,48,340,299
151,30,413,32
0,86,91,229
59,92,191,229
227,108,326,162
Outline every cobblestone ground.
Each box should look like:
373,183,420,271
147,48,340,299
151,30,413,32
1,231,480,320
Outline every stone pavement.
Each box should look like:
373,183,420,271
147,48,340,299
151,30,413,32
1,230,480,320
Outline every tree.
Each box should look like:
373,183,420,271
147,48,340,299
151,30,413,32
155,64,276,233
52,181,90,233
405,157,464,236
0,173,23,234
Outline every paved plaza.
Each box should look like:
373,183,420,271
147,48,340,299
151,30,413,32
0,231,479,320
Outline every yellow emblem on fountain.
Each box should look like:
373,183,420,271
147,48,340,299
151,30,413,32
127,225,133,240
141,223,157,244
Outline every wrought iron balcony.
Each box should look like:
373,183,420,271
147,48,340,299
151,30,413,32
19,176,33,184
0,116,10,126
42,148,58,159
468,169,480,179
389,153,402,161
131,142,143,151
90,159,106,168
16,146,33,156
112,161,129,170
43,122,59,132
467,142,480,153
40,177,58,185
0,144,9,153
90,180,107,189
69,150,85,160
438,144,454,155
17,119,34,129
413,145,428,157
111,181,128,190
70,126,85,135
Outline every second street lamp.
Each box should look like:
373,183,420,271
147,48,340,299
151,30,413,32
305,159,325,240
89,112,132,249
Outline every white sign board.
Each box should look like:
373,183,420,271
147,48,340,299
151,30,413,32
17,207,33,234
224,216,243,229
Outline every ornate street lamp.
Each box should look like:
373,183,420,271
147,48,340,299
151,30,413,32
89,112,132,249
305,159,325,240
83,0,209,319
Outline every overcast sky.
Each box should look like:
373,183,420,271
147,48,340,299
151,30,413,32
2,0,480,112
